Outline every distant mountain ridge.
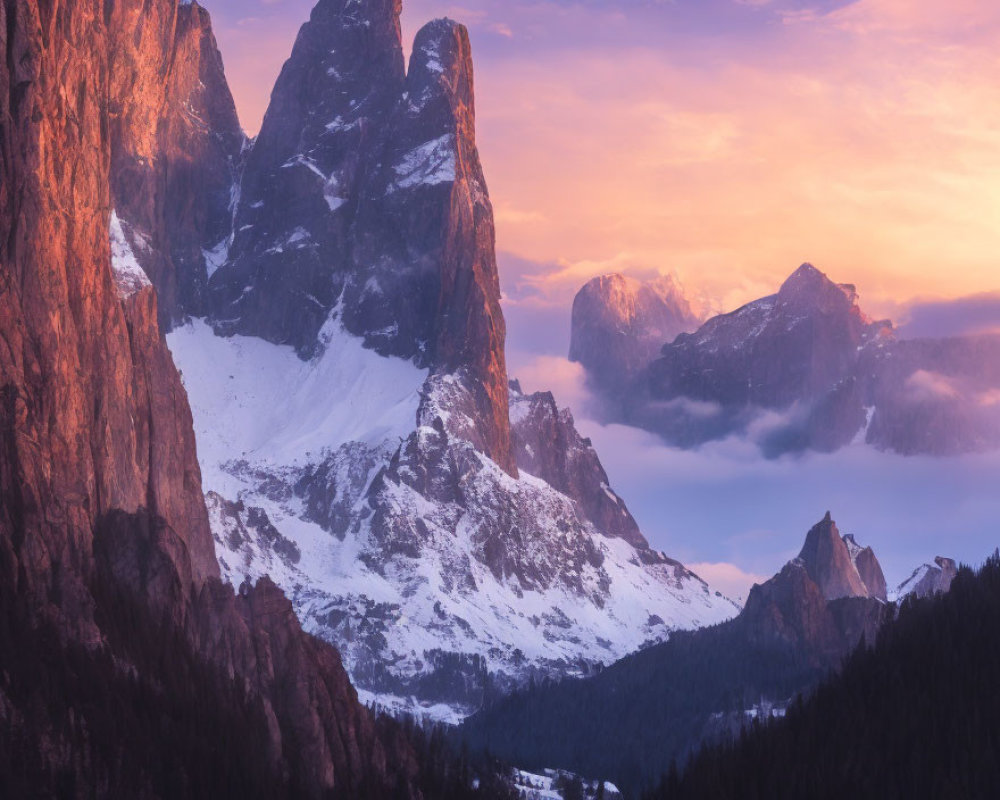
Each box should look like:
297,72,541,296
459,513,953,796
570,273,700,395
571,263,1000,456
650,553,999,800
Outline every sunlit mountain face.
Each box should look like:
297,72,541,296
203,0,1000,600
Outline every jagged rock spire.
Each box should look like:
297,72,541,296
797,514,871,601
208,4,516,474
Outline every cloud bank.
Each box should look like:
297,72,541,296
508,347,1000,600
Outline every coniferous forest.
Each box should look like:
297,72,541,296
646,554,1000,800
458,621,826,797
0,556,515,800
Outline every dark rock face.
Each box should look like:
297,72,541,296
588,262,1000,456
213,0,405,356
109,0,245,328
508,381,647,549
570,273,699,394
0,1,417,794
209,2,514,474
740,514,890,660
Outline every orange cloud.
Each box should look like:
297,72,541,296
464,2,1000,313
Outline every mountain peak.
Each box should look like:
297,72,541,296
569,272,699,391
778,262,860,308
796,514,872,601
409,17,473,96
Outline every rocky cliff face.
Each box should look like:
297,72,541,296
109,0,245,328
0,1,417,794
210,1,514,474
213,0,405,356
583,262,1000,456
0,0,215,634
740,514,890,660
570,273,699,397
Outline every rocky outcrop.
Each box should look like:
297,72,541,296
797,513,871,601
109,0,245,328
592,262,1000,456
843,533,888,601
209,3,515,474
0,1,417,794
570,273,699,394
894,556,959,600
509,381,647,549
740,514,890,660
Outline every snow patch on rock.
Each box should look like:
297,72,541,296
109,210,152,298
391,134,456,191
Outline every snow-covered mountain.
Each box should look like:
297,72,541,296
152,0,736,720
169,318,735,719
891,556,958,601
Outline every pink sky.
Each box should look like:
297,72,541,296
206,0,1000,322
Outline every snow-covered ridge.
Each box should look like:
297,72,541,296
168,320,736,720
